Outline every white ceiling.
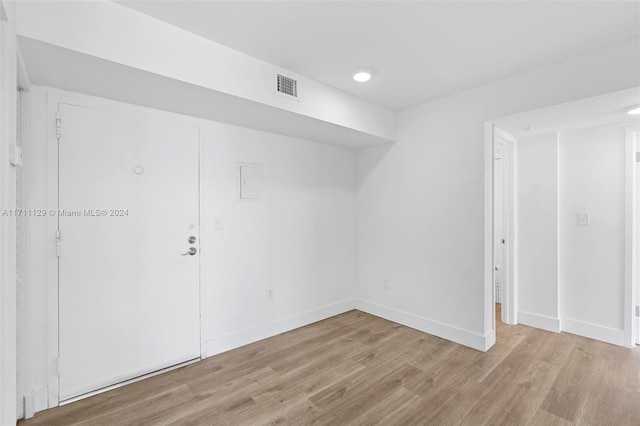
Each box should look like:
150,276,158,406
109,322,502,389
116,1,640,111
493,87,640,138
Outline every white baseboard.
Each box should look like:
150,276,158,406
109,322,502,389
17,397,24,420
518,311,561,333
355,299,492,352
483,329,496,351
205,298,356,357
34,387,48,413
24,387,48,416
561,318,624,346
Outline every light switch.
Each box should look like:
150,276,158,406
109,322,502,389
213,216,223,230
10,145,23,167
578,212,590,226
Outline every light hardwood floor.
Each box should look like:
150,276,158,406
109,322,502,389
20,310,640,425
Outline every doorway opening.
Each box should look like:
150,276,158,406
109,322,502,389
487,87,639,349
492,126,517,328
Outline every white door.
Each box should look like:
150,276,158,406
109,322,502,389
58,103,200,401
494,150,504,308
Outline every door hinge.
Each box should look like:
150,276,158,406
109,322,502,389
636,152,640,163
56,111,61,140
636,305,640,317
55,230,61,258
56,356,61,376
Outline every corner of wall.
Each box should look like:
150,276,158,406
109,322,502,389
518,311,561,333
355,299,491,352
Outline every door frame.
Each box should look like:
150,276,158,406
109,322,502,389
624,126,639,347
45,90,206,407
0,9,20,424
493,126,517,326
484,124,518,345
493,143,507,311
16,45,31,419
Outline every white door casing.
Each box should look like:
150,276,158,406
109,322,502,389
636,135,639,344
494,151,504,306
57,102,201,401
624,127,639,347
634,131,640,345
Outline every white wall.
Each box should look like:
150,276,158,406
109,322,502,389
200,121,356,355
559,123,627,342
0,0,18,423
517,132,560,332
22,86,356,413
355,39,640,351
512,122,637,344
19,87,48,418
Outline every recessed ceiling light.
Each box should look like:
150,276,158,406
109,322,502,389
522,126,534,131
353,69,372,82
627,106,640,115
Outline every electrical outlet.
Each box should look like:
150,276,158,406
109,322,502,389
267,289,274,301
383,278,390,289
578,212,590,226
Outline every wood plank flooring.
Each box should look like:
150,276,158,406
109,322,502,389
20,309,640,425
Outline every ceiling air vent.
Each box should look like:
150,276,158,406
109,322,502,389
277,74,298,98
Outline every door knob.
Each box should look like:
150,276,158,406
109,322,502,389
181,247,197,256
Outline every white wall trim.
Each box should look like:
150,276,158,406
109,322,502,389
554,131,561,325
624,126,638,347
45,93,59,408
561,318,625,346
355,299,491,352
30,387,47,415
0,6,19,423
518,311,561,333
205,299,356,357
196,127,206,361
483,122,494,339
482,330,496,352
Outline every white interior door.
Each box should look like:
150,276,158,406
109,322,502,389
494,152,504,307
58,103,200,401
